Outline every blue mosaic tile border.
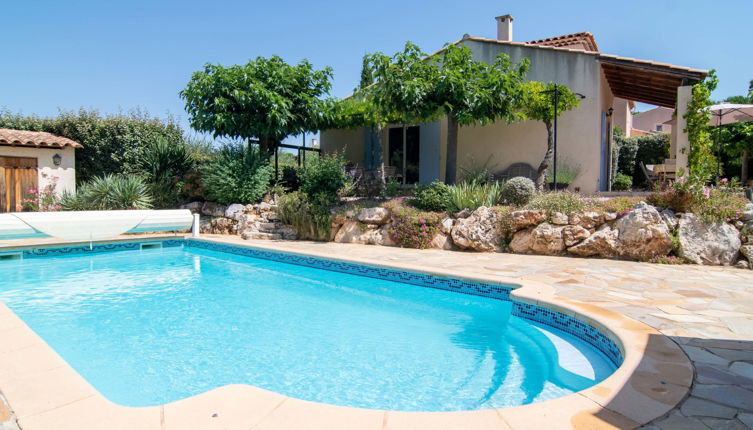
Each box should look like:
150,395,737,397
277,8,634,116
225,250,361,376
15,239,184,258
513,302,623,366
186,239,511,301
187,240,623,366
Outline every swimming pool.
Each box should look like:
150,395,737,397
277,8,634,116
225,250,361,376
0,239,620,412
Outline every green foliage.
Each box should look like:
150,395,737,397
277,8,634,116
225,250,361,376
138,137,194,208
586,196,643,214
500,176,535,206
524,192,585,215
299,153,351,206
384,178,402,198
0,108,184,183
201,144,274,205
410,181,450,211
21,173,61,212
520,82,581,190
684,71,719,182
388,207,441,249
61,174,153,210
648,255,686,265
446,182,503,212
615,133,670,187
181,56,334,153
693,188,750,223
612,173,633,191
278,191,331,241
279,165,301,191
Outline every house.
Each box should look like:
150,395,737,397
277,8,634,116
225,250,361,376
320,14,707,192
0,129,81,212
632,106,674,135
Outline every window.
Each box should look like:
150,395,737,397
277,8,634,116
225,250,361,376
387,126,420,184
656,125,663,132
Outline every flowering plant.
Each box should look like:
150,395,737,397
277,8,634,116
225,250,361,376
388,207,440,249
21,173,62,212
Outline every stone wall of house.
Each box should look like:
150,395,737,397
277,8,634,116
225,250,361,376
184,199,753,269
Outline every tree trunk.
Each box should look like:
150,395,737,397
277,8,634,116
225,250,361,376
445,117,459,185
258,135,278,156
742,149,750,185
535,120,554,192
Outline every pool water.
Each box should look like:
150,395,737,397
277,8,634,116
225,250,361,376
0,245,616,411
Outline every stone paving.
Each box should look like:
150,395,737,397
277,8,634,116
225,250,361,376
214,237,753,430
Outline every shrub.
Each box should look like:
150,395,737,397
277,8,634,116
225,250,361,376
410,181,449,212
587,196,643,214
61,174,153,210
612,173,632,191
388,207,441,249
524,192,585,215
615,133,670,188
384,178,402,198
500,176,535,206
278,191,331,241
138,137,194,208
693,189,749,223
279,165,301,191
21,173,61,212
299,153,350,206
446,182,503,212
545,158,581,186
201,144,274,205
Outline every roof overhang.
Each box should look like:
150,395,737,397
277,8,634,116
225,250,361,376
0,128,83,149
597,54,708,108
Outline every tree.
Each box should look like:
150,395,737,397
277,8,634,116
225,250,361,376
180,56,334,155
364,42,529,184
721,84,753,183
519,82,580,191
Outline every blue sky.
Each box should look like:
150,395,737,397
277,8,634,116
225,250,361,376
2,0,751,142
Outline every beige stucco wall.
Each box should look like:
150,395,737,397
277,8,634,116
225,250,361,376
321,39,616,193
633,107,673,134
0,146,77,195
612,98,633,137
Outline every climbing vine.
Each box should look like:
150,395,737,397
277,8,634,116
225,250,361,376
683,70,718,182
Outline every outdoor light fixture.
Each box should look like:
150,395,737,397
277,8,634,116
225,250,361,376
606,107,614,117
539,86,587,191
52,153,62,166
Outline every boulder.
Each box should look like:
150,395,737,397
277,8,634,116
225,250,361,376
439,217,454,234
570,211,604,230
562,225,591,247
257,201,272,212
334,221,368,244
224,203,246,220
740,244,753,269
205,217,237,235
568,226,620,258
454,209,473,219
357,207,391,224
450,206,503,252
678,213,741,265
180,201,203,213
378,225,396,246
431,232,456,251
509,228,533,254
511,210,547,230
661,209,679,230
603,212,618,222
614,202,673,261
201,202,227,218
550,212,569,225
529,223,566,255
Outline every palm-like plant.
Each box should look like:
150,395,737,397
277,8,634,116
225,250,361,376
61,175,153,210
138,138,193,208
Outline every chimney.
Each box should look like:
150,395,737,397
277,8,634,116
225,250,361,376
495,15,514,41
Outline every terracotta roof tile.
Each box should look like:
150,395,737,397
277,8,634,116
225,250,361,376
526,32,599,52
0,128,83,149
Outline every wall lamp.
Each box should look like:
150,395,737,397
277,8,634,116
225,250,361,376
52,153,62,166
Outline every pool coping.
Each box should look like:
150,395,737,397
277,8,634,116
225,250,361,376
0,236,693,430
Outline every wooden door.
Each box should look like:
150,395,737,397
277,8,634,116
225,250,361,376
0,157,38,213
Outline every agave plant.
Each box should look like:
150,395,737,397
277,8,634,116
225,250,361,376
445,181,503,212
61,175,153,210
138,137,194,208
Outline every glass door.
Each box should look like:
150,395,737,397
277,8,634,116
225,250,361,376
387,126,420,185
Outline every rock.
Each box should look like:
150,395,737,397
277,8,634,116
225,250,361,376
550,212,568,225
265,211,280,221
603,212,618,222
678,213,741,265
661,209,679,230
431,232,456,250
562,225,591,246
224,203,245,220
568,226,620,258
734,220,745,230
570,211,604,230
378,225,396,246
450,206,502,252
509,228,533,253
741,203,753,221
205,217,237,235
357,207,391,224
180,201,203,213
511,210,547,230
454,209,473,219
334,220,368,244
278,226,297,240
736,260,750,269
740,244,753,269
257,201,272,212
529,223,566,255
614,201,673,261
439,217,454,234
201,202,227,218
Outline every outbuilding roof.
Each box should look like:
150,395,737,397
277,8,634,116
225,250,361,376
526,32,600,52
0,128,83,149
